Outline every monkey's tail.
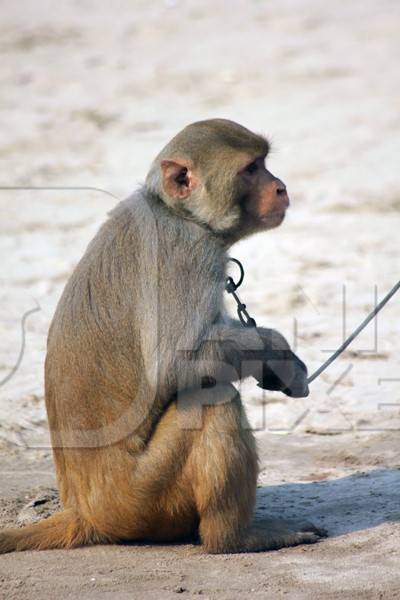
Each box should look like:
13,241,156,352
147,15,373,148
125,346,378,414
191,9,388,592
0,509,102,554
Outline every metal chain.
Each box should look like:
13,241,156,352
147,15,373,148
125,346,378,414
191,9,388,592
225,258,257,328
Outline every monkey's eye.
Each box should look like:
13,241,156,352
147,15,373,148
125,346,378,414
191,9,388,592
244,161,258,175
175,167,188,186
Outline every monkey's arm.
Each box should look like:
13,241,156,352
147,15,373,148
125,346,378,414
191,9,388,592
221,321,309,398
176,319,309,398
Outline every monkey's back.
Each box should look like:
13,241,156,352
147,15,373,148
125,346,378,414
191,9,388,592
44,192,226,508
44,201,156,496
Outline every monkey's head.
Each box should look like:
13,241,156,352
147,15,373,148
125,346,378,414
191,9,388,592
145,119,290,242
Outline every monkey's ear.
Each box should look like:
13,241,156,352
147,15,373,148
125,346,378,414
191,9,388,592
160,159,199,200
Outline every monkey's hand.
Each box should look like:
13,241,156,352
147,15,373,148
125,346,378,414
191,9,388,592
245,328,309,398
255,350,309,398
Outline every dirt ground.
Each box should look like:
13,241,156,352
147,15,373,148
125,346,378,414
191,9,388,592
1,0,400,598
0,434,399,599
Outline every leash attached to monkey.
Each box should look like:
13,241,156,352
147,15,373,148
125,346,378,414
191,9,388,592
226,257,400,386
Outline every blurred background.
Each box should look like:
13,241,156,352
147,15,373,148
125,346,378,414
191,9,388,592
1,0,399,445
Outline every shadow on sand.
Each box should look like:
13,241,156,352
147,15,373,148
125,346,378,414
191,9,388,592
256,468,400,537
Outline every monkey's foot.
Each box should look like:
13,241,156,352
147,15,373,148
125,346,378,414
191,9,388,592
242,518,327,552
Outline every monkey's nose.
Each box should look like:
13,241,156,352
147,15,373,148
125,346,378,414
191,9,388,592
275,180,289,208
276,183,286,195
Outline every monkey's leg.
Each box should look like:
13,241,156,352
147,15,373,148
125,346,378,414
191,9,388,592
106,383,251,545
176,384,326,553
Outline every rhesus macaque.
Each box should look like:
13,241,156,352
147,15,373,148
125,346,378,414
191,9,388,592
0,119,325,554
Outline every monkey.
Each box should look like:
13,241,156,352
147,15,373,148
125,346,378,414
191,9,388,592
0,119,326,554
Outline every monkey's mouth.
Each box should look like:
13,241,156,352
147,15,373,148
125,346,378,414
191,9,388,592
260,210,286,225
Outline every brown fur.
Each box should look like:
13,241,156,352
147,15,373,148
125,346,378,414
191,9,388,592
0,119,324,554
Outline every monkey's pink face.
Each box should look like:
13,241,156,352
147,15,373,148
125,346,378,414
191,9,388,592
239,157,290,229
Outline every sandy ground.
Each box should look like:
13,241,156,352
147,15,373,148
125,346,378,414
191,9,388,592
0,0,400,598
